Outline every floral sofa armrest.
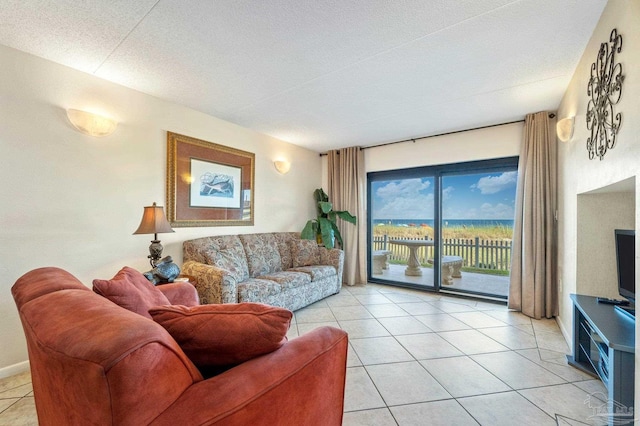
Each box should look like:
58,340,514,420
182,261,238,304
319,247,344,290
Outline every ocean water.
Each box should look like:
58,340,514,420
373,219,514,228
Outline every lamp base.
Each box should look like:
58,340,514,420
148,240,164,267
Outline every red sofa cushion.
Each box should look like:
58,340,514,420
92,266,170,319
149,303,292,366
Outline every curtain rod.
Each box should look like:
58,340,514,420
319,113,555,156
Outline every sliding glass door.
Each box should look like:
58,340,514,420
368,157,518,299
438,169,517,298
369,172,437,290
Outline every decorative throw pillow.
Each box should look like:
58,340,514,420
149,303,292,366
212,249,249,283
291,239,320,267
92,266,170,319
240,234,283,277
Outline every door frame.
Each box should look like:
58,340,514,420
367,156,519,298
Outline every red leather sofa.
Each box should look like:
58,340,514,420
12,267,348,425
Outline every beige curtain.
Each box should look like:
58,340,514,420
327,147,366,286
509,111,558,319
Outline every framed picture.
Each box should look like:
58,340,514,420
167,132,254,227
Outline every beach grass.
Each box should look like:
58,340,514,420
373,224,513,241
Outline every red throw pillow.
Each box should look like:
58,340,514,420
92,266,170,319
148,303,292,366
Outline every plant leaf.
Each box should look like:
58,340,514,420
318,217,335,249
318,201,333,215
301,220,317,240
335,210,357,225
303,188,356,249
314,188,329,202
330,220,344,249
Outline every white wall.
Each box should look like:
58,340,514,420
576,188,635,299
0,45,322,374
364,122,522,173
555,0,640,411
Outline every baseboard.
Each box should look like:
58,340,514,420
556,315,572,350
0,360,30,379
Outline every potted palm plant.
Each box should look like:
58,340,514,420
301,188,356,249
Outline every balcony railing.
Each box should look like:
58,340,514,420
372,235,512,272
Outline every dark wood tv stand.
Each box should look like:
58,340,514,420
567,294,635,423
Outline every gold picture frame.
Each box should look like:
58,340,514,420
166,132,254,227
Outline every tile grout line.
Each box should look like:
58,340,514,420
339,284,595,425
344,286,517,424
0,397,23,417
407,303,521,425
339,288,395,415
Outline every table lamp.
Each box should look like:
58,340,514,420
133,202,175,267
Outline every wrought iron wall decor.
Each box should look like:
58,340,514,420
586,28,624,161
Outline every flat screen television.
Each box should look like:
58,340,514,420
615,229,635,303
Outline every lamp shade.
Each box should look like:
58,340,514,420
274,160,291,174
556,117,575,142
133,202,174,235
67,109,118,137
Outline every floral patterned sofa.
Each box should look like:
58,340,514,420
182,232,344,311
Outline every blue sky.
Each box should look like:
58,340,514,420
372,171,517,220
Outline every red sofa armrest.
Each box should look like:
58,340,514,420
157,282,200,306
151,326,348,426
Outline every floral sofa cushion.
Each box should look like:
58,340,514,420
214,250,249,283
290,239,320,267
257,271,311,290
288,265,337,282
184,235,249,283
238,278,283,301
240,234,282,277
273,232,298,270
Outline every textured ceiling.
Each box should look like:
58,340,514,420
0,0,607,151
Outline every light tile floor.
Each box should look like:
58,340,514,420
1,283,608,426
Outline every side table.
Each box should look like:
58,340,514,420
175,274,196,286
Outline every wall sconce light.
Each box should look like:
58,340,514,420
274,160,291,174
556,117,575,142
133,202,175,267
66,109,118,137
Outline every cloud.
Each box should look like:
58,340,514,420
376,179,430,200
471,171,517,194
442,186,455,200
374,179,434,219
479,202,514,219
374,193,434,219
372,178,514,220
